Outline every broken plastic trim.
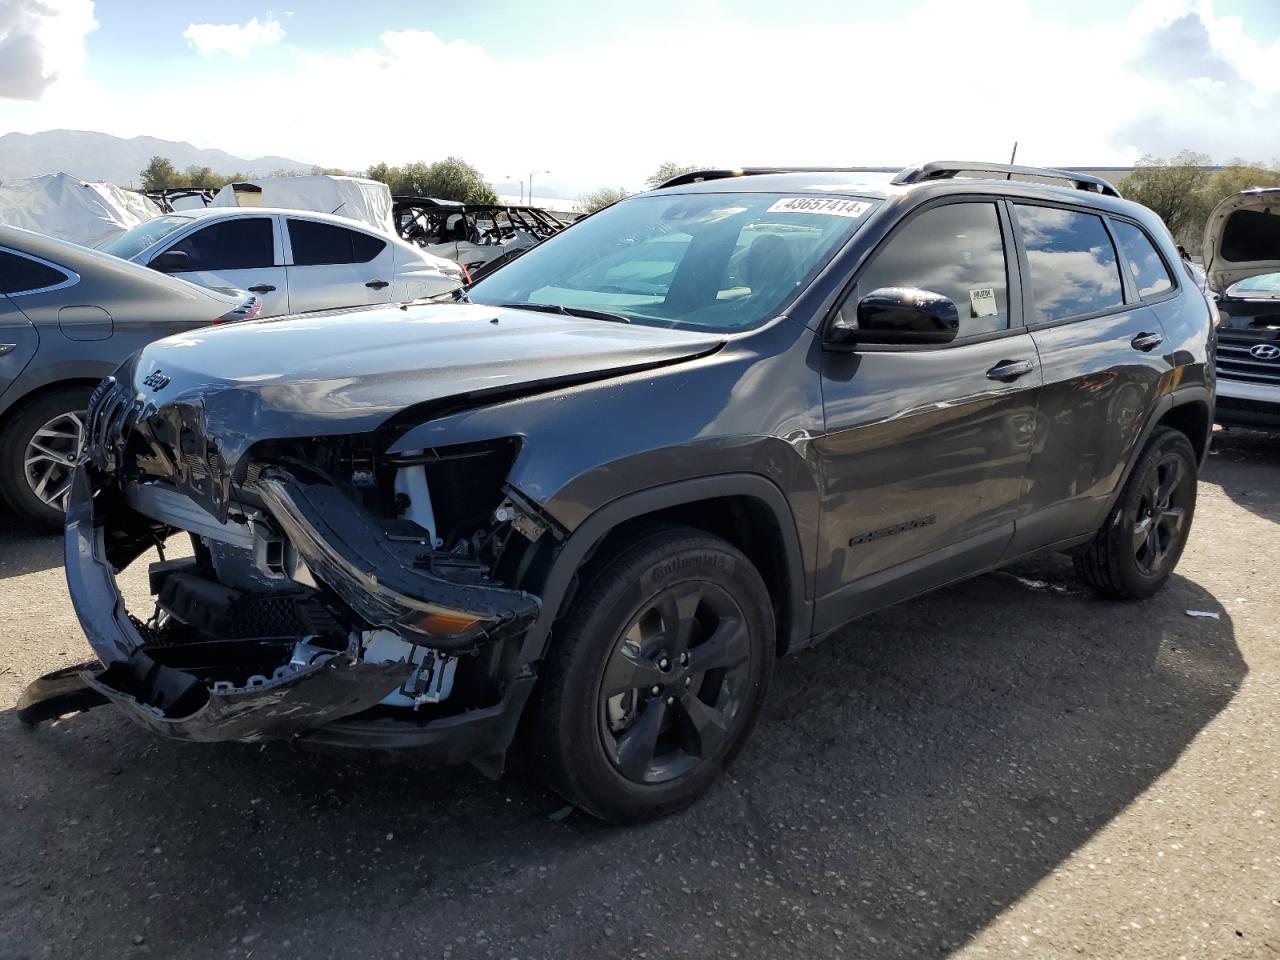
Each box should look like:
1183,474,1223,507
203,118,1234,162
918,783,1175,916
254,465,540,650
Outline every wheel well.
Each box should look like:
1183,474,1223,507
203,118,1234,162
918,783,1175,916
1156,400,1210,462
0,379,101,436
590,496,796,656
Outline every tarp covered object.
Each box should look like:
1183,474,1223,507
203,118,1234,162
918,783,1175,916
0,172,161,247
212,175,395,234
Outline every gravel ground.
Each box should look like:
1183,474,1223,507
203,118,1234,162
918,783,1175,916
1,429,1276,960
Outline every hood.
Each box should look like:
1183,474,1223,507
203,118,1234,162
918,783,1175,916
1202,188,1280,292
119,302,724,470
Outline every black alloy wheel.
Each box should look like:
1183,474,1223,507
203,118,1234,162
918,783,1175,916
1073,426,1198,598
535,525,774,823
598,580,753,785
1131,451,1191,577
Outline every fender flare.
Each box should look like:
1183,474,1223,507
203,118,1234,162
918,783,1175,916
516,473,811,665
1104,384,1213,517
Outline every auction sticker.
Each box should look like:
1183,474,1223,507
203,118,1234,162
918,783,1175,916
767,197,872,218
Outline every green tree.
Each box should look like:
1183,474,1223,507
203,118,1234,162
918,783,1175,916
310,165,349,176
645,162,701,189
1116,152,1212,250
365,162,403,192
1203,160,1280,202
140,156,179,191
396,157,497,202
580,186,630,213
182,165,221,189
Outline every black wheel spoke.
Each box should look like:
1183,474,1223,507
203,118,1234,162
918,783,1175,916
1132,515,1154,554
1160,505,1186,535
1156,458,1182,506
601,641,667,697
673,689,729,758
614,698,667,780
656,582,703,655
688,617,749,674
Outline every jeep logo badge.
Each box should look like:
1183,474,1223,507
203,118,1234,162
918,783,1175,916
143,370,171,391
1249,343,1280,361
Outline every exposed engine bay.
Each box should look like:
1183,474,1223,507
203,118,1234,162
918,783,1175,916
24,376,554,766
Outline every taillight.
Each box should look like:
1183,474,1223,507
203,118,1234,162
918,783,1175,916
460,263,473,285
213,296,262,324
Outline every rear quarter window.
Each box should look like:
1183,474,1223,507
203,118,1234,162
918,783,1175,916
1111,220,1174,298
0,250,71,294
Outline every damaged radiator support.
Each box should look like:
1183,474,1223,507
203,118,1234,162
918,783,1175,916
254,465,541,650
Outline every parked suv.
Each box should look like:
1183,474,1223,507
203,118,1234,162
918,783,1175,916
1202,187,1280,429
20,162,1213,823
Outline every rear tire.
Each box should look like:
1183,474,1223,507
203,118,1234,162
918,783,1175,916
534,525,774,823
1073,426,1197,599
0,386,92,530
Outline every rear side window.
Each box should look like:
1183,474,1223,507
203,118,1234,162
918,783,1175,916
288,219,386,266
166,218,274,272
1112,221,1174,298
0,250,70,294
1014,205,1123,322
855,201,1011,336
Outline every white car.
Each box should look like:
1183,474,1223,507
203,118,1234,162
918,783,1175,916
100,207,463,317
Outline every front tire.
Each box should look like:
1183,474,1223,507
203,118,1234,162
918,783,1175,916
0,386,92,529
1073,426,1198,599
535,526,774,823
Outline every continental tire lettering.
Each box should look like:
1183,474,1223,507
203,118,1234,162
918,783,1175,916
849,514,937,546
649,553,732,584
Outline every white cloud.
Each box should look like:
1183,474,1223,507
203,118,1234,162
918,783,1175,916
4,1,1280,193
183,16,285,58
0,0,96,101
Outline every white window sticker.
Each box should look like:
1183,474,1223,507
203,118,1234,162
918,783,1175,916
767,197,872,219
969,287,998,318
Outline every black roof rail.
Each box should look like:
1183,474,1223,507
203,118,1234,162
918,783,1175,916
891,161,1122,197
656,167,869,189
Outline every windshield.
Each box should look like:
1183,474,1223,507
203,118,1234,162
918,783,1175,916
468,192,877,331
1226,271,1280,298
99,215,193,259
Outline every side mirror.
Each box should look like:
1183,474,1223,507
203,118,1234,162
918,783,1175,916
828,287,961,346
149,249,191,274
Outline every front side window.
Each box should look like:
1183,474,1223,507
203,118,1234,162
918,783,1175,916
166,218,274,272
1014,204,1124,322
854,202,1011,337
468,192,878,331
288,219,386,266
0,250,70,294
1112,220,1174,298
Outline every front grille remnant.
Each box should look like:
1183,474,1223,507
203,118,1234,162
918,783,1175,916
1216,328,1280,385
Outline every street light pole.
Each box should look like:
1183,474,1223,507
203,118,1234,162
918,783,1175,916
528,169,549,207
505,176,524,204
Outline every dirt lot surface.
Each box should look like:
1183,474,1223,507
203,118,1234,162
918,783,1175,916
2,429,1277,960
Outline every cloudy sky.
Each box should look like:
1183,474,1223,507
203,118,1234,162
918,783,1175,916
1,0,1278,196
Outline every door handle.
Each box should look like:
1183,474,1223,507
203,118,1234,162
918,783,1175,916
247,284,276,293
365,280,390,290
1130,331,1164,352
986,358,1036,382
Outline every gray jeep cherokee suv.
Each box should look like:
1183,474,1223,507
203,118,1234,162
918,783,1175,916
20,162,1213,823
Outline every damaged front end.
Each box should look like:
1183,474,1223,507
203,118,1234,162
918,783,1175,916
22,376,550,770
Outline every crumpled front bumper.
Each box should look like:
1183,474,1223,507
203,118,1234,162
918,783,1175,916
20,465,538,759
53,467,412,742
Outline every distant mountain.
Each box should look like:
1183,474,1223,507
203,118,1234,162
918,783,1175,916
0,130,316,186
